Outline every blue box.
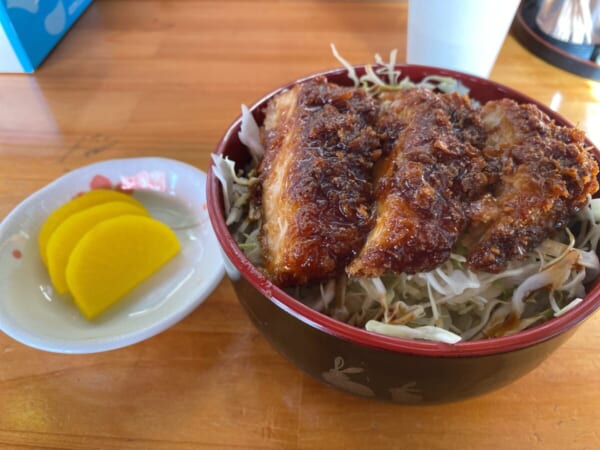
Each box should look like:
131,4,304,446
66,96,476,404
0,0,92,73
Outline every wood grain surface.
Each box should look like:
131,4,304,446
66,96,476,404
1,1,599,449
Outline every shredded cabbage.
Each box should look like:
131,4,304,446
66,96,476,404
214,47,600,344
239,104,264,162
330,43,469,96
365,321,462,344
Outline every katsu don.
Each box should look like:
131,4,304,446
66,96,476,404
254,81,599,287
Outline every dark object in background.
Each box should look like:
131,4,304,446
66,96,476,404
512,0,600,80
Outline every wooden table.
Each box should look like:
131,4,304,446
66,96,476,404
1,1,599,449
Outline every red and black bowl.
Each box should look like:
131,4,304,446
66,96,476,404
207,65,600,404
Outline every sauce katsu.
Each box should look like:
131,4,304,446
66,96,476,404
253,80,599,288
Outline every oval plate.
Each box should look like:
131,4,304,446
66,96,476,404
0,157,224,353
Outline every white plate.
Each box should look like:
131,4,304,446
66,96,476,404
0,157,224,353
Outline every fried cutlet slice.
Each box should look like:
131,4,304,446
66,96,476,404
257,77,382,287
347,88,488,278
465,99,599,272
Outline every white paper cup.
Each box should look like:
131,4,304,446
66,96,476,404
407,0,520,78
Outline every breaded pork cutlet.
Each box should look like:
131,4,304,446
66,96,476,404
465,99,599,272
347,87,488,277
256,81,599,286
256,77,383,286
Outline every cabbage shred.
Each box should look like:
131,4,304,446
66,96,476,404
213,47,600,344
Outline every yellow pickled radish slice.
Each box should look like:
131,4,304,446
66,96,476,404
39,189,145,266
65,215,181,320
46,201,150,295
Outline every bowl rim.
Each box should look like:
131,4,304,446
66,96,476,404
207,64,600,358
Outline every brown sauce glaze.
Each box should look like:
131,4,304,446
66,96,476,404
255,82,599,286
257,77,383,286
347,88,488,277
465,99,599,272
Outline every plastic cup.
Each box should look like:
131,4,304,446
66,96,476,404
407,0,521,78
